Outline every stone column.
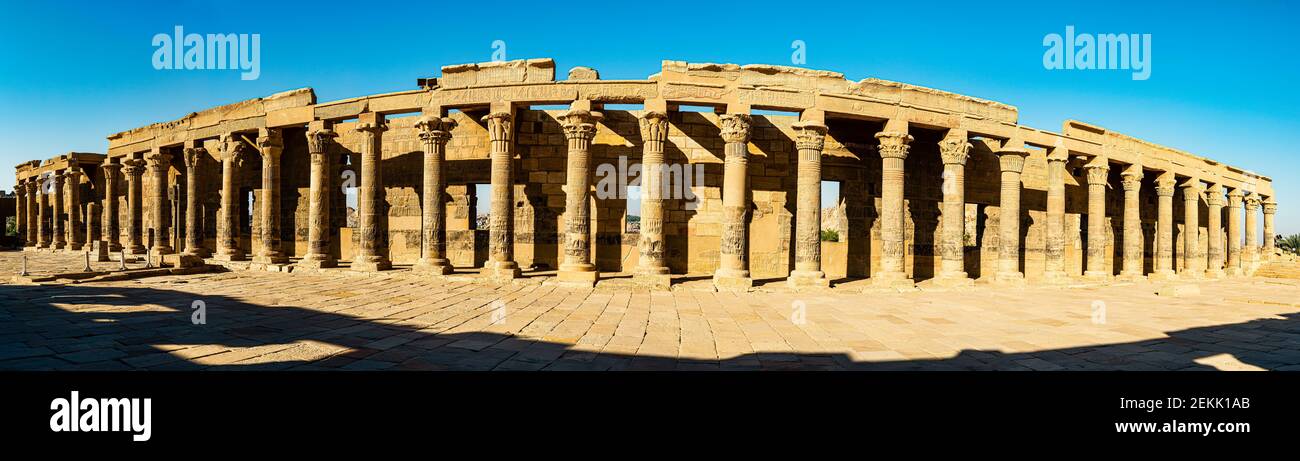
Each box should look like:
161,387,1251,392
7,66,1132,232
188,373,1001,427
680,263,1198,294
1044,146,1069,282
66,165,83,251
123,159,147,254
36,177,50,249
300,121,338,268
934,129,973,286
1244,193,1260,272
52,172,67,250
353,113,392,272
1082,158,1109,280
214,134,245,261
634,107,671,288
251,128,288,265
413,114,456,274
1118,165,1144,280
713,112,754,291
101,162,122,252
482,108,521,280
557,103,603,286
1262,198,1277,260
25,180,38,247
1150,173,1178,279
994,143,1029,285
1204,184,1225,278
871,124,913,289
145,150,172,256
789,118,831,288
1226,188,1244,276
1181,179,1204,278
15,180,26,247
181,147,209,259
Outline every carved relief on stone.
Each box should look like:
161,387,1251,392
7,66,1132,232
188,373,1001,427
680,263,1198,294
145,150,171,172
414,115,456,144
1244,194,1261,210
792,120,827,152
1084,163,1109,185
719,206,748,256
719,114,752,144
306,126,338,155
938,134,971,166
638,111,669,143
557,109,602,145
482,112,513,143
1120,170,1143,191
121,158,146,177
1155,176,1177,197
1262,200,1277,215
997,149,1030,173
1204,186,1226,206
875,131,913,160
183,147,206,169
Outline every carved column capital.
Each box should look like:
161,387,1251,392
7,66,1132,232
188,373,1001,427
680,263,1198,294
256,128,284,160
1262,200,1277,215
1244,194,1261,211
719,114,752,144
414,115,457,145
306,126,338,154
792,120,828,151
121,158,147,177
482,111,514,143
1204,185,1225,206
937,133,971,166
1182,179,1204,197
875,131,913,160
145,150,170,171
996,148,1030,173
1084,162,1110,185
1120,169,1143,192
183,147,207,168
558,109,603,142
638,111,669,143
52,171,67,186
101,162,122,173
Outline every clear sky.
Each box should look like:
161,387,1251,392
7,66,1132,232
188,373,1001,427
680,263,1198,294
2,0,1295,235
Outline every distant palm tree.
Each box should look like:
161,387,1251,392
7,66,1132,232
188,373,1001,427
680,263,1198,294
1278,234,1300,254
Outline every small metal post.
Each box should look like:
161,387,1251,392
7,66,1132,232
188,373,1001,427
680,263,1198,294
84,251,92,272
144,248,153,269
120,248,127,271
19,254,28,277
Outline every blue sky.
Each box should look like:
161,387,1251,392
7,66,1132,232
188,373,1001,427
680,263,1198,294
2,0,1295,234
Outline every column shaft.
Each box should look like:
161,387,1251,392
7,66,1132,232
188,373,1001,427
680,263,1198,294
52,175,65,250
789,120,830,287
482,110,520,279
935,131,973,286
1244,194,1260,272
144,150,172,255
301,122,338,268
413,115,456,274
872,128,913,288
1044,149,1069,281
995,147,1029,283
635,110,671,286
214,135,244,261
67,168,83,250
353,113,392,272
37,179,50,248
1181,180,1204,277
182,147,208,257
253,129,287,265
1262,200,1277,260
714,113,754,291
1226,189,1243,275
102,163,121,252
1083,161,1109,278
26,181,38,247
1120,168,1144,278
1205,185,1225,277
557,105,602,286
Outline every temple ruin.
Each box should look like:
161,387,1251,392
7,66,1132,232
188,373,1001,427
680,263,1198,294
11,58,1281,290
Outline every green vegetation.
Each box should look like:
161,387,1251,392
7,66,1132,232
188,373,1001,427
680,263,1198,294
820,229,839,242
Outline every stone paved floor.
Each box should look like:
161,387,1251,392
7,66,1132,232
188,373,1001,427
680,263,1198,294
2,251,1299,371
